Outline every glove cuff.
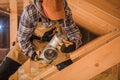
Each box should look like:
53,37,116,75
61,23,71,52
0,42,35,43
61,42,76,53
31,52,37,61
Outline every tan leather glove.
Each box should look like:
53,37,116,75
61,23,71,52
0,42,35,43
31,51,42,61
59,40,76,53
34,55,43,61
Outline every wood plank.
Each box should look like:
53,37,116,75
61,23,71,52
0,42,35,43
90,65,118,80
10,72,18,80
111,65,118,80
33,66,58,80
79,0,120,29
9,0,18,79
118,64,120,80
23,59,31,73
70,30,120,61
46,34,120,80
0,7,9,15
0,30,3,47
9,0,18,48
86,0,120,19
68,0,120,35
0,48,9,61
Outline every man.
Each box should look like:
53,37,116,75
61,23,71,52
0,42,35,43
0,0,82,79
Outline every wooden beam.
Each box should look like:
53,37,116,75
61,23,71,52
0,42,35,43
70,30,120,61
118,64,120,80
86,0,120,19
111,65,118,80
33,30,120,80
46,34,120,80
0,7,10,15
9,0,18,79
0,30,3,47
10,72,18,80
68,0,120,35
23,59,31,73
0,48,8,61
33,66,58,80
90,65,118,80
9,0,18,48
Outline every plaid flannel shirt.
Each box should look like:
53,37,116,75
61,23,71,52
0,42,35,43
18,0,82,59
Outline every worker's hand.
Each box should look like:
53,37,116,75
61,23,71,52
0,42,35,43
42,27,56,42
34,55,42,61
60,40,76,53
31,52,42,61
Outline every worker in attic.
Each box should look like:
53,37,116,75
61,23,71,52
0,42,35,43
0,0,82,79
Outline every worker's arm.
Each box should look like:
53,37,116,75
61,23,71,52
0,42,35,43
59,0,82,49
18,4,38,60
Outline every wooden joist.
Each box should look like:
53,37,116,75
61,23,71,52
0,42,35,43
9,0,18,79
118,64,120,80
70,30,120,61
0,7,9,15
45,32,120,80
33,66,58,80
68,0,120,35
86,0,120,19
9,0,18,48
0,48,9,62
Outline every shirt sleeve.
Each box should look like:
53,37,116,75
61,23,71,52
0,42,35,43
60,0,82,48
18,4,38,58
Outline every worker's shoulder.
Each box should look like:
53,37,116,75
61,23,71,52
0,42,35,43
24,4,37,12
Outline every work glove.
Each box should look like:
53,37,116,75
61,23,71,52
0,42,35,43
34,55,43,61
60,40,76,53
30,35,41,42
41,27,56,42
31,52,42,61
